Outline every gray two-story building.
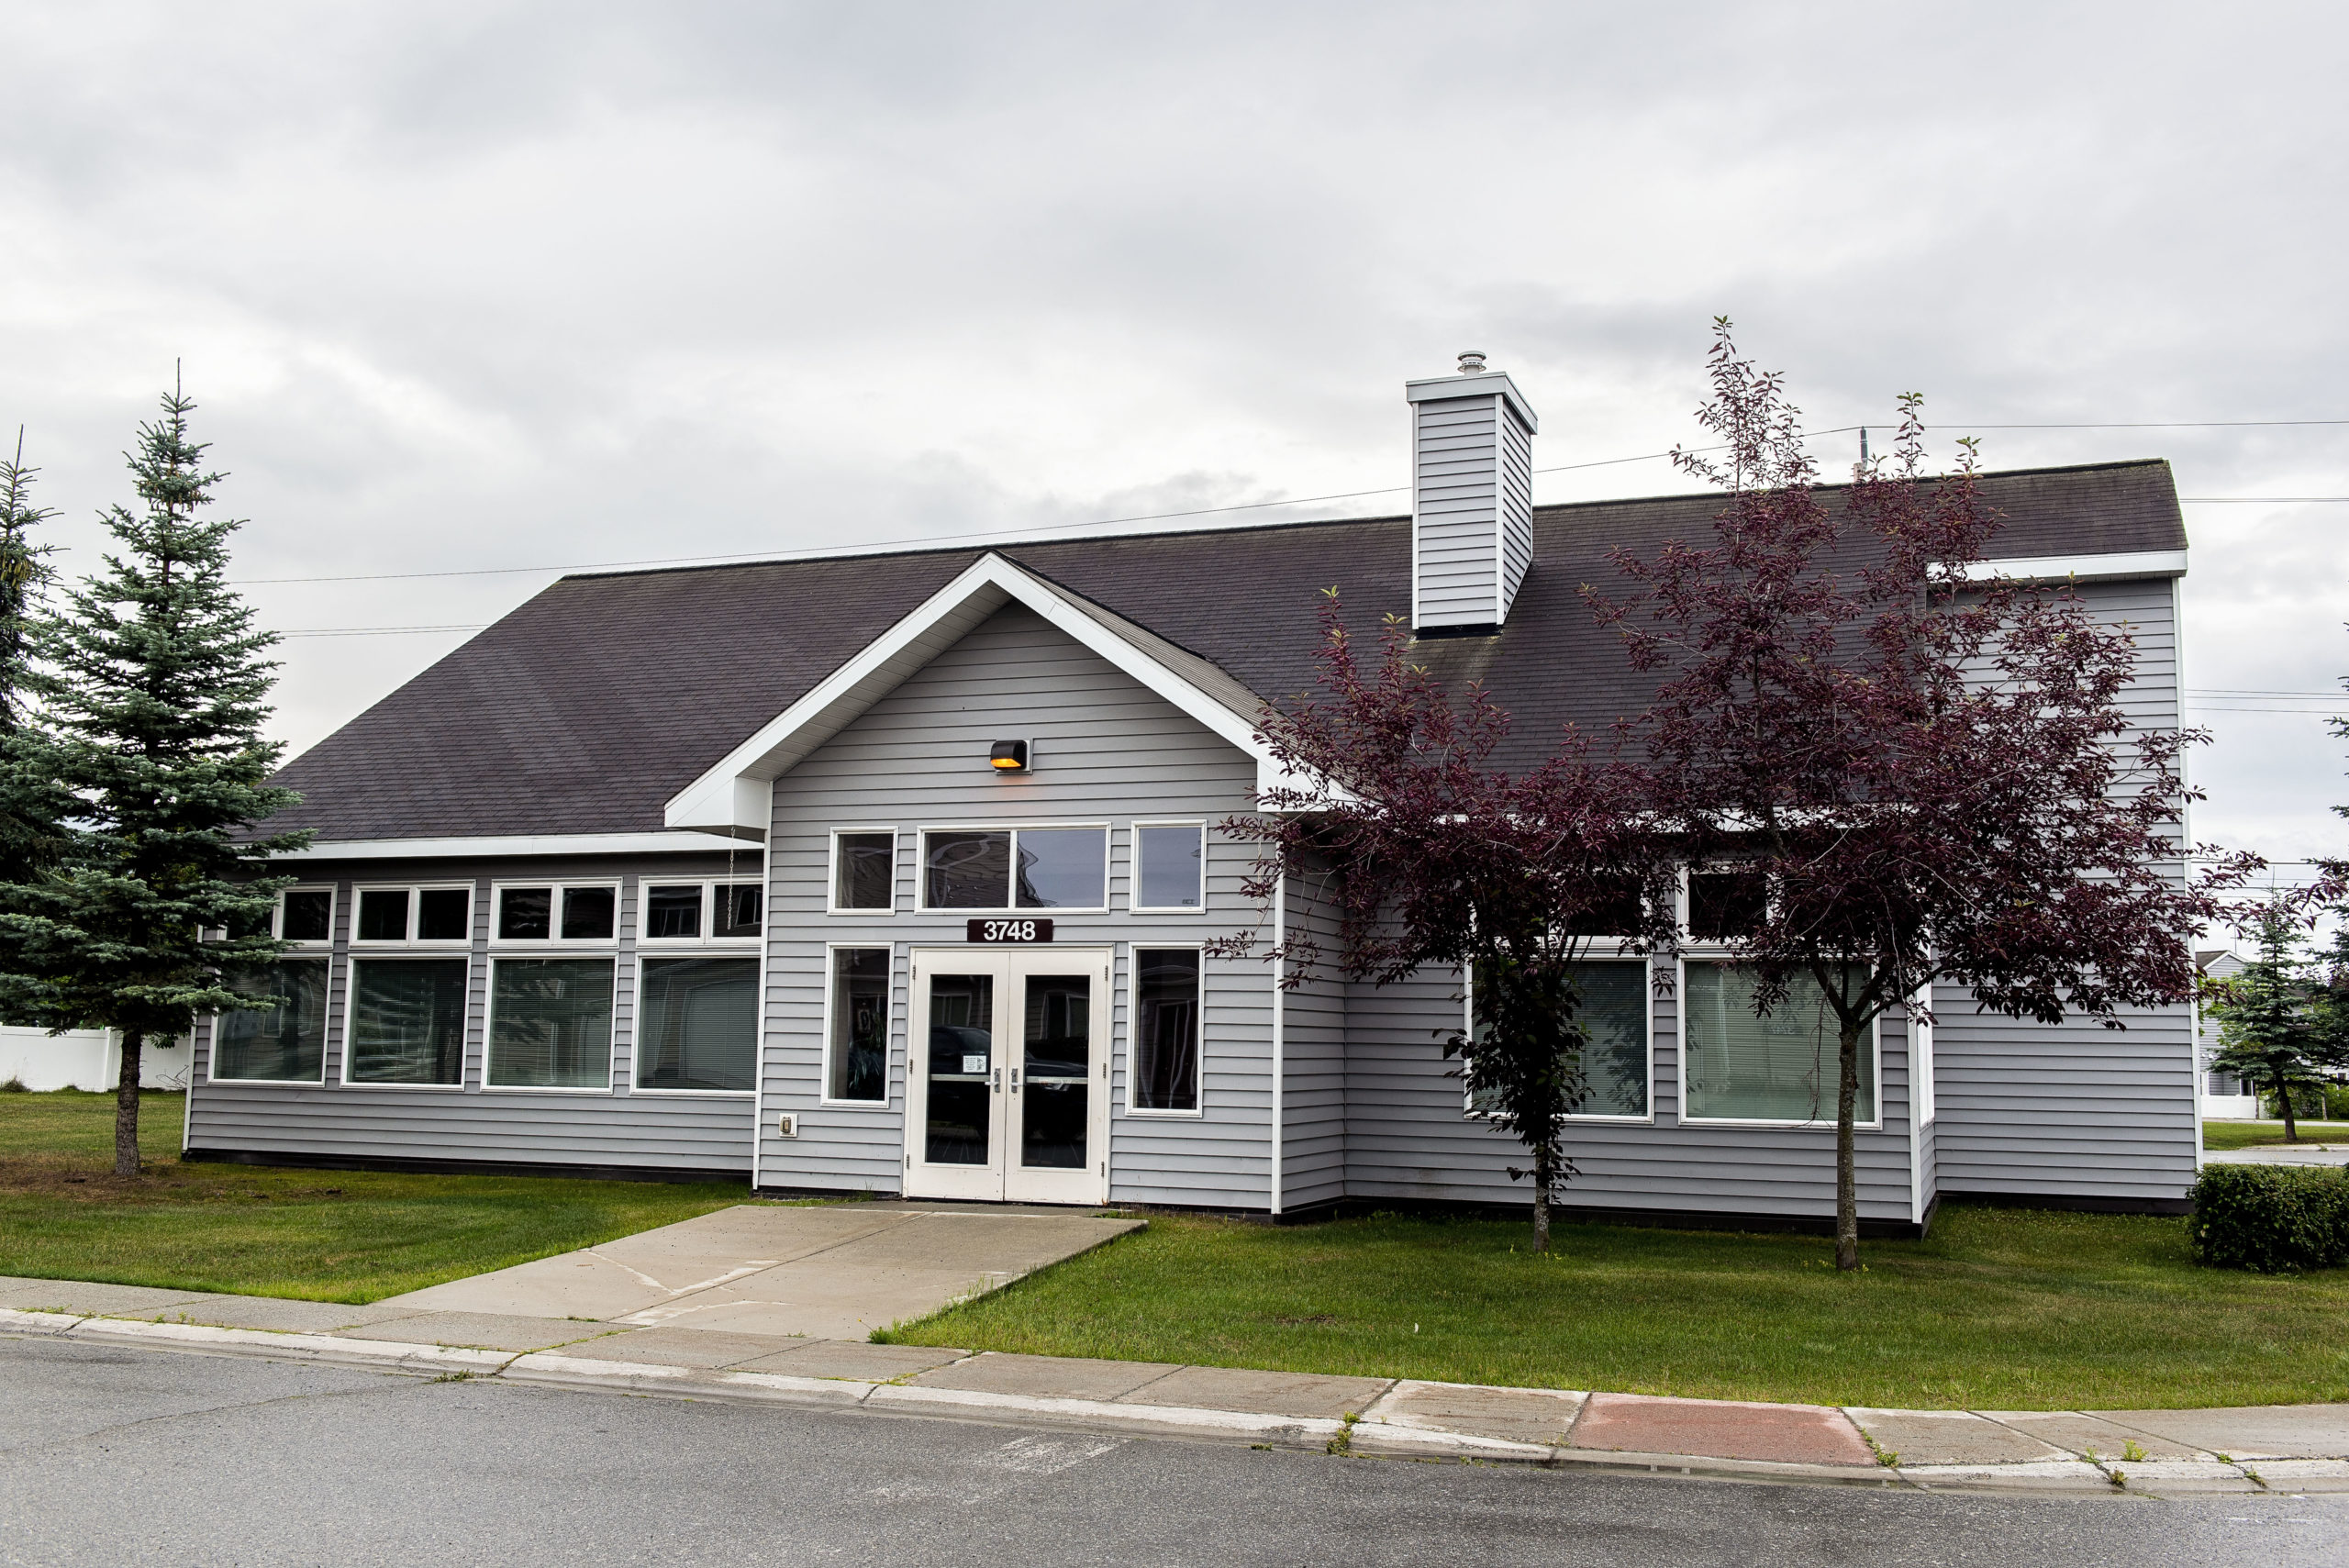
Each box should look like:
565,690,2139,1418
185,361,2200,1232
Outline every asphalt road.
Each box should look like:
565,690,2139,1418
3,1336,2344,1567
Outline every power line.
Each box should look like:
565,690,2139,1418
276,624,487,638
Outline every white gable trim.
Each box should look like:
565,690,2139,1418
275,831,755,862
1949,550,2188,584
663,553,1284,837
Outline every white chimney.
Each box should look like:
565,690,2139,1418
1406,351,1539,633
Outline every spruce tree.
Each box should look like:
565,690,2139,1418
0,432,66,892
2204,905,2343,1140
0,383,308,1173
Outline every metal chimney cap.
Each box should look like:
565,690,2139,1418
1456,350,1488,374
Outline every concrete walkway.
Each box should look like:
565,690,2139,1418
373,1202,1140,1340
2204,1143,2349,1166
3,1272,2345,1497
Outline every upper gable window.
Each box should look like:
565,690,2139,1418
1133,823,1205,911
495,883,618,943
832,831,896,913
921,828,1107,911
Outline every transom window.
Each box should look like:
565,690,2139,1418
494,883,618,943
352,884,473,945
921,828,1108,911
276,887,336,945
1133,824,1205,911
832,831,896,913
640,881,763,942
1467,960,1652,1119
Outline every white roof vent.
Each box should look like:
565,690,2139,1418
1405,355,1538,633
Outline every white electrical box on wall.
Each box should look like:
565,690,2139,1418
776,1113,798,1139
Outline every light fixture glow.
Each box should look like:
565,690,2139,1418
989,740,1029,772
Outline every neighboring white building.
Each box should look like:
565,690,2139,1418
0,1026,190,1093
2195,949,2258,1120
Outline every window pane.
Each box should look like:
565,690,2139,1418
716,883,763,938
416,887,471,942
644,884,702,940
1688,872,1766,940
562,886,616,940
828,948,890,1103
1136,825,1203,909
924,972,993,1162
346,959,468,1084
925,830,1010,908
357,888,409,942
213,960,329,1082
1575,878,1645,938
489,958,615,1088
1020,973,1091,1167
834,832,895,911
499,887,551,940
1683,962,1873,1122
1133,949,1199,1112
1467,962,1650,1117
280,889,333,943
638,956,758,1092
1015,828,1106,909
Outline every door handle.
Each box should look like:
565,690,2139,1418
991,1066,1001,1093
1011,1068,1020,1091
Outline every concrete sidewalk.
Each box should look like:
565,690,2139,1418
4,1273,2344,1497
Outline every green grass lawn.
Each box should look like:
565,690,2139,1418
0,1090,765,1303
885,1206,2349,1411
2204,1120,2349,1150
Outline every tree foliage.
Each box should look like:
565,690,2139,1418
0,384,307,1173
1216,595,1677,1251
1585,321,2263,1266
2206,904,2349,1141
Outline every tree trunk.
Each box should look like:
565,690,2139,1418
2277,1073,2300,1143
1531,1143,1552,1253
1834,1025,1862,1272
114,1031,142,1177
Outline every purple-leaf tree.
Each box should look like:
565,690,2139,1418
1214,596,1677,1252
1586,320,2263,1269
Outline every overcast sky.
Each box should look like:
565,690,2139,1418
3,2,2343,886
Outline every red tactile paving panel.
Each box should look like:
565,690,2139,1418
1569,1394,1876,1465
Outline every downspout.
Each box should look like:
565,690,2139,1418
1271,873,1286,1217
750,781,777,1192
2176,573,2205,1174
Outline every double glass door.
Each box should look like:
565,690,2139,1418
906,949,1110,1205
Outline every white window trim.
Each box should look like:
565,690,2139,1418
1460,955,1658,1125
481,951,620,1095
1123,942,1207,1118
206,951,335,1086
629,950,761,1097
349,882,476,949
1128,821,1208,916
637,877,764,948
915,822,1112,916
827,827,899,917
1675,955,1887,1130
273,885,338,949
487,879,621,948
819,941,896,1108
338,952,474,1091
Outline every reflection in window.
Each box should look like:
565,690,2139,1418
345,959,469,1084
488,959,616,1088
715,884,763,938
1682,962,1873,1123
417,887,472,941
1133,949,1199,1112
924,831,1011,908
1020,973,1091,1167
1469,961,1649,1118
1136,825,1203,909
828,948,889,1103
645,884,703,940
498,887,551,940
834,833,896,911
1016,828,1106,909
561,886,615,940
357,888,410,942
280,889,334,943
637,956,758,1091
212,961,329,1082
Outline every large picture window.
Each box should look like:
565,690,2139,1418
1682,962,1875,1124
211,960,330,1083
921,828,1107,910
1467,961,1650,1118
637,956,758,1092
1133,824,1204,911
345,958,469,1085
488,958,616,1089
827,947,891,1103
1131,948,1200,1113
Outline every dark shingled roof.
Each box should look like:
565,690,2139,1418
270,460,2187,841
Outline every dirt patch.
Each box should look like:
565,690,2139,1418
0,1157,321,1204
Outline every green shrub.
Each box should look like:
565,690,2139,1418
2189,1164,2349,1273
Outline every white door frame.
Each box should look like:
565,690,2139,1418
905,946,1112,1206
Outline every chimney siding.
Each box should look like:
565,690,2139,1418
1408,369,1538,631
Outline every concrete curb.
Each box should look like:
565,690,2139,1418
8,1308,2348,1496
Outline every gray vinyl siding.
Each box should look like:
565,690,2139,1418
758,603,1276,1207
1341,959,1923,1226
1497,407,1533,617
1929,574,2197,1207
1411,390,1537,629
1279,863,1347,1212
187,853,758,1173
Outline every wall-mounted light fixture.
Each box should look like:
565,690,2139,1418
989,739,1030,773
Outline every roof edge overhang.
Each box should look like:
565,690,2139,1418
1950,548,2188,585
273,830,757,862
662,552,1296,837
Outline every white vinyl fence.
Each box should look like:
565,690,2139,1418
0,1026,191,1092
